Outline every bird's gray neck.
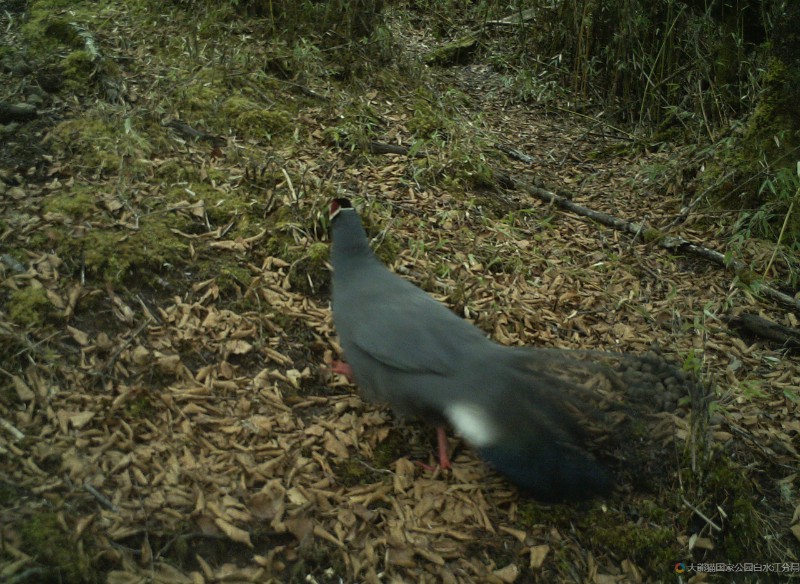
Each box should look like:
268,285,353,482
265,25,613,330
331,211,375,273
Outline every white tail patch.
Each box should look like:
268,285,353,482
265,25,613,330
445,403,497,447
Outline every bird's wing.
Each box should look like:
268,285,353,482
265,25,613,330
341,275,487,376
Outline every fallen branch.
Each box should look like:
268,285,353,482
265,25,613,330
166,119,226,147
485,7,537,27
515,179,800,312
495,143,535,164
724,313,800,350
363,138,798,311
367,141,426,158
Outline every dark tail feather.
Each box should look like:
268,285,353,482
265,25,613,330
478,441,613,502
469,346,696,501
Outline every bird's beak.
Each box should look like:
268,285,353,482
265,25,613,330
329,200,342,220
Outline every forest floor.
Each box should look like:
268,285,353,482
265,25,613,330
1,2,799,583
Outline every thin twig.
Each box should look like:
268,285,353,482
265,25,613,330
85,483,119,513
762,199,794,279
681,495,722,532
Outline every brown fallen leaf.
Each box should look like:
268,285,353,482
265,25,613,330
12,376,35,402
213,517,252,547
68,325,90,345
791,523,800,543
492,563,519,583
530,544,550,569
225,339,253,355
69,411,96,429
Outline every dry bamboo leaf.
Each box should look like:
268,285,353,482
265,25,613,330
12,376,35,402
791,524,800,543
492,563,519,583
131,346,151,365
393,458,415,493
323,432,349,459
140,536,153,566
47,288,65,309
529,545,550,569
195,515,217,536
286,487,310,506
214,517,252,547
150,556,200,584
387,548,416,568
415,546,445,565
621,559,642,583
156,353,184,375
285,368,307,388
106,571,146,584
225,339,253,355
67,325,90,345
249,481,286,520
498,526,526,543
313,524,345,549
209,239,247,251
284,517,314,541
69,411,96,429
215,564,267,581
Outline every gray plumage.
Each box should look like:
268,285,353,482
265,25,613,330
330,198,691,501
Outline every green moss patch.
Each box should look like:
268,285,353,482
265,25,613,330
22,11,83,54
221,95,292,141
43,184,99,220
21,511,97,583
52,218,188,284
697,455,763,561
8,285,53,327
46,115,154,177
288,242,330,296
162,181,264,235
517,500,682,575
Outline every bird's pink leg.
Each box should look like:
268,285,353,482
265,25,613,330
329,360,451,471
436,426,452,469
329,360,354,381
414,427,452,472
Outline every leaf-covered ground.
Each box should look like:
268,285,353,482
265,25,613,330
1,2,799,583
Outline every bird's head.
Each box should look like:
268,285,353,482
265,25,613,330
329,198,353,221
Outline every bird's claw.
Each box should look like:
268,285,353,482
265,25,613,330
326,360,355,381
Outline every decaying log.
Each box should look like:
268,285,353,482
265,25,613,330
725,313,800,350
367,141,416,156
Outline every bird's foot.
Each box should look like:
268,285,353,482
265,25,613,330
327,360,355,381
414,460,439,473
415,426,453,472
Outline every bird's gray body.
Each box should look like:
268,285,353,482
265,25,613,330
329,201,685,501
